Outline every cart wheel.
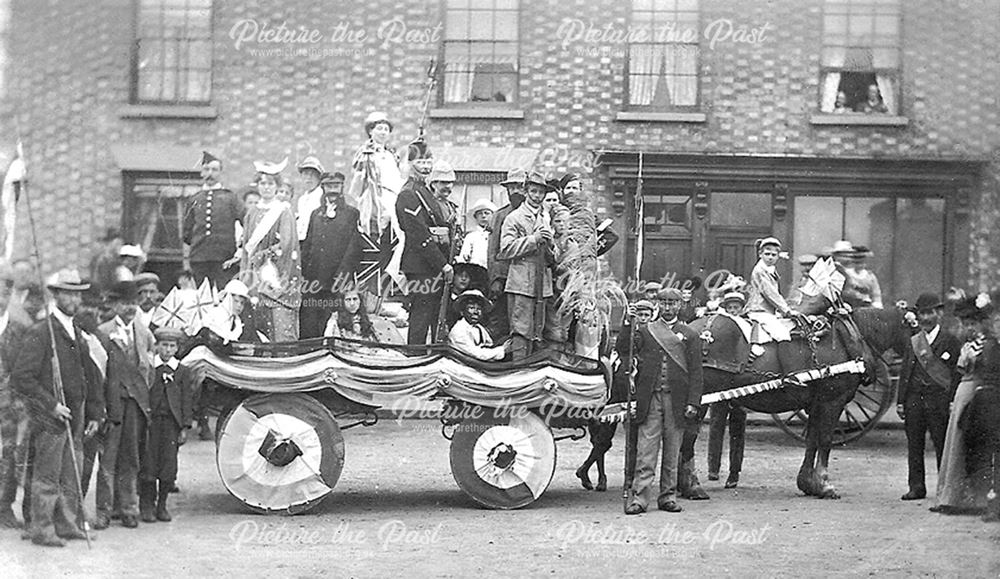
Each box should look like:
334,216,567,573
771,358,898,446
216,393,345,514
449,409,556,509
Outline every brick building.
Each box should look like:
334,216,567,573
1,0,997,301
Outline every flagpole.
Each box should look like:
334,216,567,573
19,142,92,549
623,151,644,513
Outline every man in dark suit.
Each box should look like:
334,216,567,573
0,266,28,528
13,269,104,547
396,156,455,345
897,292,962,500
96,281,155,528
182,151,243,287
626,288,703,515
300,172,362,338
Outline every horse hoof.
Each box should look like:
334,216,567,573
575,466,594,490
819,486,840,499
797,472,815,496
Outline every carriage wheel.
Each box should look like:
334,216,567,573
771,358,898,446
449,409,556,509
216,393,345,514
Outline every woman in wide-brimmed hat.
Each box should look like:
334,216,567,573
933,292,999,515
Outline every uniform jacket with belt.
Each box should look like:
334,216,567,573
98,318,155,423
12,314,105,434
625,318,704,424
498,202,553,298
396,176,450,277
898,326,962,403
183,185,244,263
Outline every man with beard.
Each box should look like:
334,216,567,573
182,151,243,287
95,281,155,529
396,144,455,345
13,269,103,546
300,172,362,338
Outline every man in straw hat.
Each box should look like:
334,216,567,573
458,198,497,269
448,289,509,361
897,292,962,501
13,269,104,546
498,170,557,360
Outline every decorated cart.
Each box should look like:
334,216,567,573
183,338,608,514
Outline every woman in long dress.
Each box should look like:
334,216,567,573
933,294,995,513
231,160,302,341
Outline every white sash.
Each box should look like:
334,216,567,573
244,202,286,257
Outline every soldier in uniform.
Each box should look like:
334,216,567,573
182,151,244,287
13,269,104,547
396,158,456,345
898,293,962,500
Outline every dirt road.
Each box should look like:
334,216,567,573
3,420,999,577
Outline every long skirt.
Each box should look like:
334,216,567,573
254,297,300,342
935,375,987,509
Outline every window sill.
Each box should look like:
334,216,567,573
810,114,908,127
615,111,707,123
120,104,218,119
429,108,525,120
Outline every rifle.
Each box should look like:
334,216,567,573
417,59,438,141
21,153,92,548
623,151,644,512
434,200,463,343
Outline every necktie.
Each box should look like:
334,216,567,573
476,326,484,345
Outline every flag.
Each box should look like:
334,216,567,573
634,152,644,283
1,142,25,262
151,287,196,330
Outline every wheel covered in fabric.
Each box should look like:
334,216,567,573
449,408,556,509
216,393,344,514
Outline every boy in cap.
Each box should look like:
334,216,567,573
448,290,510,361
13,269,104,546
95,281,155,529
182,151,243,287
720,292,746,317
139,327,193,523
897,292,962,501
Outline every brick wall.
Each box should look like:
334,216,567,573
2,0,998,287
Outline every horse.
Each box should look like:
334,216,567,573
689,300,912,499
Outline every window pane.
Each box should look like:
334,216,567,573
135,0,212,103
445,10,468,39
848,13,873,39
633,0,654,11
494,11,518,41
894,198,945,302
468,10,495,40
825,14,848,37
874,15,898,37
844,197,894,300
793,196,842,260
872,48,898,68
676,0,699,10
710,192,771,227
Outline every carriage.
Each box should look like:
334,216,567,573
183,338,607,514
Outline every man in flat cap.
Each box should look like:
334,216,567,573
897,292,962,500
13,269,104,546
182,151,243,288
626,287,703,515
300,172,362,338
133,272,161,331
